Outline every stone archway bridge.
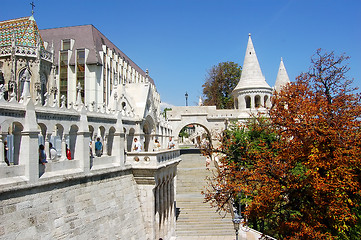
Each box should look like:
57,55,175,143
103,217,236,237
167,106,261,146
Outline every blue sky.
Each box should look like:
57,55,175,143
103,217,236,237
1,0,360,107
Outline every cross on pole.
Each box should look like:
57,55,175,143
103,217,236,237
30,1,35,15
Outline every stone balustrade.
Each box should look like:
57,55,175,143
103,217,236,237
0,83,177,239
0,45,53,62
127,149,181,169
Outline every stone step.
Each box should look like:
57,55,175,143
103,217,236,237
176,154,234,237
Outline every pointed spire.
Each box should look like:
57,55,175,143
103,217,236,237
233,34,271,92
274,57,290,92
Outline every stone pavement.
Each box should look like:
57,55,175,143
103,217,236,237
175,152,237,240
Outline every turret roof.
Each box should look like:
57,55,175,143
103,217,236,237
233,34,271,92
274,57,290,92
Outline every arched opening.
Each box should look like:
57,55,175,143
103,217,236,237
68,125,79,160
37,123,47,146
234,97,239,109
107,127,116,156
10,122,23,165
40,72,48,105
255,95,261,108
143,115,155,152
18,68,31,101
127,128,135,152
264,95,269,108
245,96,251,109
178,123,211,149
88,125,94,140
143,124,151,152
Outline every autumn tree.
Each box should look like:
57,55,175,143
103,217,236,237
203,49,361,239
202,61,241,109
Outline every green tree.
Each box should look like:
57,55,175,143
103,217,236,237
202,61,241,109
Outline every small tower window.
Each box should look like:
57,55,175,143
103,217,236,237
264,95,269,108
245,96,251,109
255,95,261,108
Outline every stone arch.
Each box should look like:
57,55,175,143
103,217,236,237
37,123,47,145
68,125,79,160
264,95,269,108
98,126,106,140
174,122,212,148
40,72,48,105
17,67,31,101
107,127,116,156
234,97,239,109
245,95,251,109
88,125,95,140
127,128,135,152
255,95,261,108
143,115,155,152
10,122,24,165
54,124,64,158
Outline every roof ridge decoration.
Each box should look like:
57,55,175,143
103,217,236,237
233,33,271,91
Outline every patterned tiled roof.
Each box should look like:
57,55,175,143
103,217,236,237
0,16,44,49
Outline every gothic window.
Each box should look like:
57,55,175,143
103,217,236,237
18,68,31,100
40,73,47,105
76,49,85,102
245,96,251,109
255,95,261,108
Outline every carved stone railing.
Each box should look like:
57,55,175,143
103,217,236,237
0,45,53,62
126,149,181,169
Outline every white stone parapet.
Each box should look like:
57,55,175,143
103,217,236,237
127,149,181,169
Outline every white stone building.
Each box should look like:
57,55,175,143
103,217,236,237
0,14,177,240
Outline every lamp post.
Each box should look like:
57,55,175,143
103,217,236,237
185,92,188,106
232,216,241,240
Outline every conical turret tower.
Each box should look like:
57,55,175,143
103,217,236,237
232,34,272,110
274,57,290,92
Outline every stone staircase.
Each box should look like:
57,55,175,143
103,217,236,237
175,153,235,238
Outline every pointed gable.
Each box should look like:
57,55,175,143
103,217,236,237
0,16,44,48
274,57,290,92
233,34,271,91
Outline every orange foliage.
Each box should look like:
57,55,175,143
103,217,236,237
203,49,361,239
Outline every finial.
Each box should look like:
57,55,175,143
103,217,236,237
248,33,251,37
281,57,283,61
30,1,35,16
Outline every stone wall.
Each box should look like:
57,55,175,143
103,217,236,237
0,169,147,240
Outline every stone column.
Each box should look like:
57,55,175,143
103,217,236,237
155,185,160,239
61,135,67,161
113,114,125,167
0,134,6,166
166,179,170,238
239,95,245,110
75,109,91,172
103,135,108,156
162,181,167,237
22,99,40,183
45,133,52,161
251,94,255,110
